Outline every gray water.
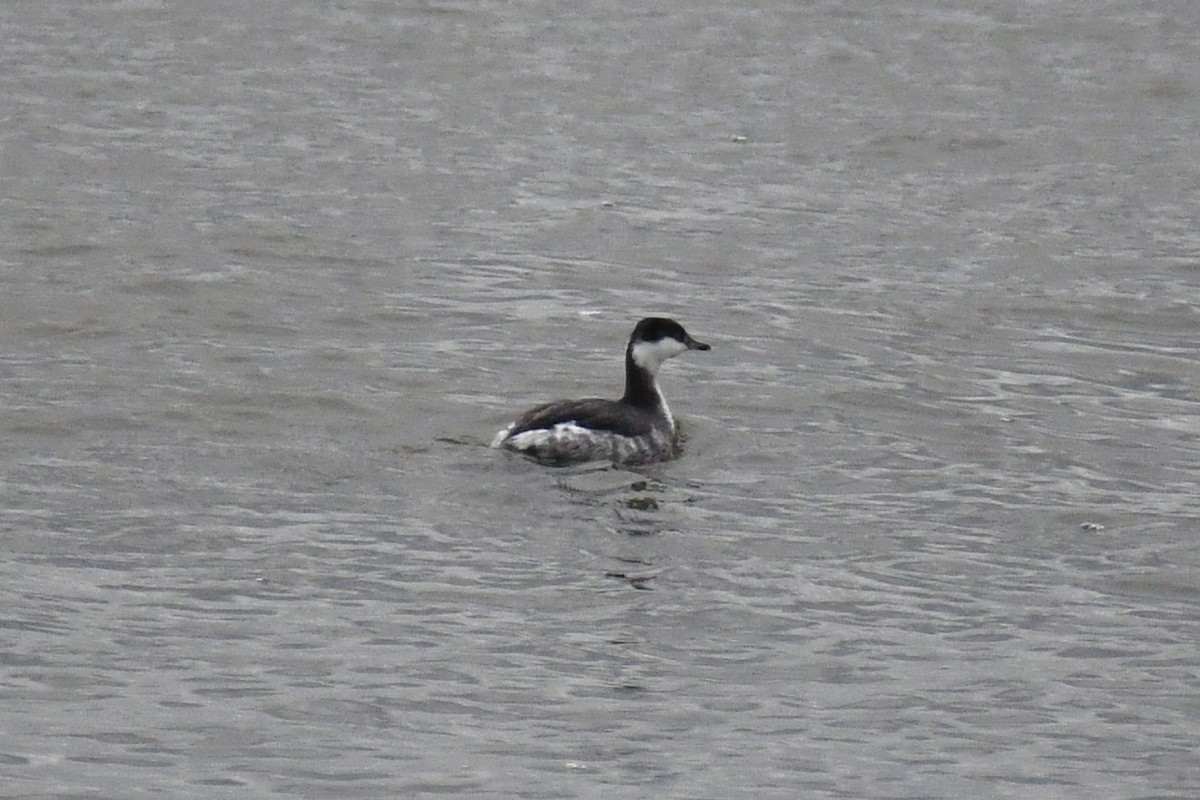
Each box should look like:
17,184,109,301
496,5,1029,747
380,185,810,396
3,1,1199,798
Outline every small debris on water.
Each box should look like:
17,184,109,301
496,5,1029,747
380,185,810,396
1080,522,1105,531
624,496,658,511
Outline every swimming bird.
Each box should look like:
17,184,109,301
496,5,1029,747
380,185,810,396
491,317,710,464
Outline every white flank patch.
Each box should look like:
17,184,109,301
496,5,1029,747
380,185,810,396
630,337,687,373
502,422,592,452
495,420,674,464
490,423,516,448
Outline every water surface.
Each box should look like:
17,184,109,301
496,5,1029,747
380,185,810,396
2,1,1199,797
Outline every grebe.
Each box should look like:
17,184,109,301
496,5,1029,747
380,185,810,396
491,317,710,464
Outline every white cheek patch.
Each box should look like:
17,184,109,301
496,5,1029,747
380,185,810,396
630,337,687,372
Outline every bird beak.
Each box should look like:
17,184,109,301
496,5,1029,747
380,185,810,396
685,335,710,351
